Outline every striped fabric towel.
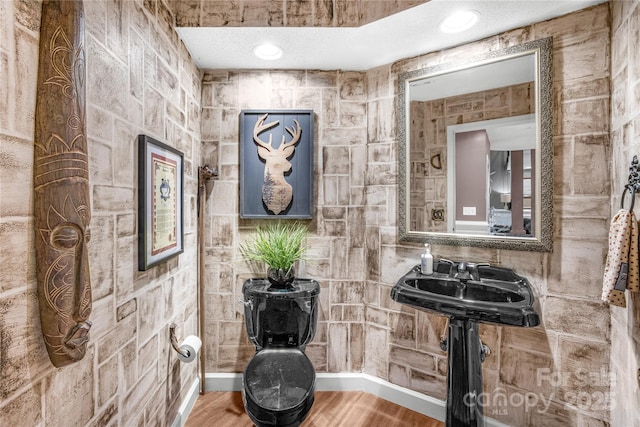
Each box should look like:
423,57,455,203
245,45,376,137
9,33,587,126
602,209,640,307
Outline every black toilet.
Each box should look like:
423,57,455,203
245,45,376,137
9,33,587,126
241,278,320,427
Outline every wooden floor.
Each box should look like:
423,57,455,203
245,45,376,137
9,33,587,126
185,391,444,427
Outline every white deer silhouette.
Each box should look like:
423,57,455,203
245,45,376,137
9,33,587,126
252,113,302,214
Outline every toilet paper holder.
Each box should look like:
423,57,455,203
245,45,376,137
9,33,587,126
169,323,191,359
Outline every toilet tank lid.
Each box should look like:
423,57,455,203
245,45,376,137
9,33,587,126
242,278,320,299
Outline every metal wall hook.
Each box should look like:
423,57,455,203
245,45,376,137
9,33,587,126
621,187,636,212
622,155,640,211
169,323,190,359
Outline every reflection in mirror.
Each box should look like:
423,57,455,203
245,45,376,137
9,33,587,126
446,115,536,237
398,38,552,251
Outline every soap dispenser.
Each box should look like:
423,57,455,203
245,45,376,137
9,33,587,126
421,243,433,275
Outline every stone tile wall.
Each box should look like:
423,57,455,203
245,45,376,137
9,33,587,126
0,1,631,426
365,4,613,425
198,4,616,425
610,1,640,426
174,0,428,27
200,69,369,373
0,0,202,425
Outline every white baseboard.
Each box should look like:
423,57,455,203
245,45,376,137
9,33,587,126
315,373,446,422
204,372,243,391
171,377,200,427
173,373,511,427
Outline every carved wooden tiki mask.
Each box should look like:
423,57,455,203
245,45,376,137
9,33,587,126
34,0,92,367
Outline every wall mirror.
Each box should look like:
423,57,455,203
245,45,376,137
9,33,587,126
398,38,553,251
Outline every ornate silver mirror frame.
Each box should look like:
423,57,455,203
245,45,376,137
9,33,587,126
398,37,553,251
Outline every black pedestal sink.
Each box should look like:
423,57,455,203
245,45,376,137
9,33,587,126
391,260,540,427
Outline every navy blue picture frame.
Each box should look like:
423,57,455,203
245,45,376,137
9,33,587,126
240,110,314,218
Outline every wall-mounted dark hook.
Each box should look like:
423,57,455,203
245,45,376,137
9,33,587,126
197,165,219,217
621,155,640,211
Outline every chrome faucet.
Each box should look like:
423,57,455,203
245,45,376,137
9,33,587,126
455,262,472,281
438,259,490,281
453,261,490,281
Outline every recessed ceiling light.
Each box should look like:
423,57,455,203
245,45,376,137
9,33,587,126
253,43,283,60
440,10,479,34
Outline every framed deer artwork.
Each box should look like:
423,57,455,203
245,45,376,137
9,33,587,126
240,110,314,218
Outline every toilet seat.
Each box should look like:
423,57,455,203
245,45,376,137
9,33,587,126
243,348,315,426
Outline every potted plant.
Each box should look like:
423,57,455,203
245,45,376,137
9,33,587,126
239,222,309,289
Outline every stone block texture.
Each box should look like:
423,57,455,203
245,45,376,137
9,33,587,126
0,1,633,427
174,0,428,27
363,4,615,425
1,0,202,426
610,1,640,426
201,68,369,373
198,4,615,426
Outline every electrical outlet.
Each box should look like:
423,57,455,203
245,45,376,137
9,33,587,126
463,206,476,216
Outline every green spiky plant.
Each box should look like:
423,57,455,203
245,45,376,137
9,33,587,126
239,222,309,274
